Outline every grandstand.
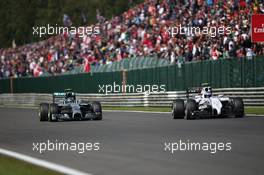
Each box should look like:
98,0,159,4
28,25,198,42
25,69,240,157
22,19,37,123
0,0,264,79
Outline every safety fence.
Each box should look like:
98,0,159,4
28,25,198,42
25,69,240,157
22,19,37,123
0,87,263,108
1,56,264,94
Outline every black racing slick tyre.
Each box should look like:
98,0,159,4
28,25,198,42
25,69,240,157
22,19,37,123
48,103,59,122
232,98,244,118
91,102,102,120
172,100,185,119
39,103,49,121
185,99,197,120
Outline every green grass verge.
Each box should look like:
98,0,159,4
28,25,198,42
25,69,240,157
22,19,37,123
245,107,264,115
0,155,61,175
103,106,264,115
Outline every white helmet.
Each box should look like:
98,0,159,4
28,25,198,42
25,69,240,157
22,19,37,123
201,86,212,98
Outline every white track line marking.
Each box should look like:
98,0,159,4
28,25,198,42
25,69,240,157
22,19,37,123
0,148,92,175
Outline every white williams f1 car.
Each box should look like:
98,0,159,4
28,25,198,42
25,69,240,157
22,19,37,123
172,85,244,120
39,89,102,122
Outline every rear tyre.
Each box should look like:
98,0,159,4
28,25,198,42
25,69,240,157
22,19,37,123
232,98,244,118
185,99,197,120
39,103,49,121
48,103,59,122
172,100,185,119
91,102,102,120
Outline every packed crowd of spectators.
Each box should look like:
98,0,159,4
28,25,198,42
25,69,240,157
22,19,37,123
0,0,264,78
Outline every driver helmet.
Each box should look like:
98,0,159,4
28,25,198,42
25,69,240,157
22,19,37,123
201,86,212,98
65,92,75,102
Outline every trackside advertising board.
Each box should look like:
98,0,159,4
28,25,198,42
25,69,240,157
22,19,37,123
252,14,264,42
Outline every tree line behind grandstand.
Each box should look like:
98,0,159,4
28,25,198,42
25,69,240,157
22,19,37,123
0,0,142,48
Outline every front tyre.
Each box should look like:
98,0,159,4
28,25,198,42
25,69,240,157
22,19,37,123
232,98,244,118
91,102,102,120
39,103,49,121
172,99,185,119
48,103,59,122
185,99,197,120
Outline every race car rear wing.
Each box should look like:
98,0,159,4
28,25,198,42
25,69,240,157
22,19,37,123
52,90,76,103
186,88,201,99
53,92,66,103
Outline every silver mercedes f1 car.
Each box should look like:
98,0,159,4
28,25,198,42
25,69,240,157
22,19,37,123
39,89,102,122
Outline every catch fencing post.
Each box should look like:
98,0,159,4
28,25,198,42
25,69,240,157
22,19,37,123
10,77,13,93
122,69,127,94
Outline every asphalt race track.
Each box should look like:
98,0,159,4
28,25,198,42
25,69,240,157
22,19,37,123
0,108,264,175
